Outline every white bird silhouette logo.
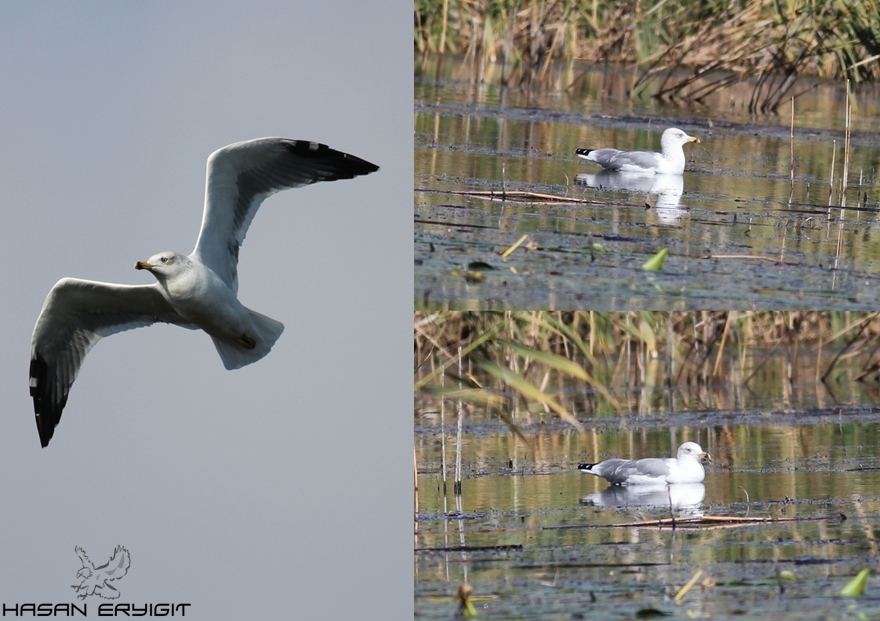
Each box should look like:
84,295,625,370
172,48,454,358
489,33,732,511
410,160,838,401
71,546,130,599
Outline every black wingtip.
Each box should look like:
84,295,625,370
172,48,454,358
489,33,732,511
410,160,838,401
30,355,61,448
575,149,593,157
577,462,596,471
284,140,379,179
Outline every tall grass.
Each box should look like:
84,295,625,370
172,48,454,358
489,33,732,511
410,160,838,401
414,311,880,435
414,0,880,111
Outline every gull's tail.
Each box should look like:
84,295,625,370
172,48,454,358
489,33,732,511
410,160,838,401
578,462,601,476
212,309,285,370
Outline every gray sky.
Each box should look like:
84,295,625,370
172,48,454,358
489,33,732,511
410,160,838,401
0,2,410,617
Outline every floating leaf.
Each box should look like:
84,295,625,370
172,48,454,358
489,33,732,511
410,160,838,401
840,569,870,596
641,248,669,271
457,583,477,617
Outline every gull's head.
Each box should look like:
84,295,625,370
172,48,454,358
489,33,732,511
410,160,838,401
677,441,712,464
661,128,700,150
135,251,189,280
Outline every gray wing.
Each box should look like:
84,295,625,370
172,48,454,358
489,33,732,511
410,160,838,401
578,147,662,172
583,457,672,484
605,150,662,172
190,138,379,293
607,457,672,482
29,278,193,448
576,147,622,166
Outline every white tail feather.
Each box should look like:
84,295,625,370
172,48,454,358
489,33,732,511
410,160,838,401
212,309,284,370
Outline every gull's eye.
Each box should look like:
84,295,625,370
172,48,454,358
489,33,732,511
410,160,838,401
161,257,169,264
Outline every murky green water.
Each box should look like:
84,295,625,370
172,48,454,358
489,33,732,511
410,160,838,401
415,57,880,309
415,350,880,619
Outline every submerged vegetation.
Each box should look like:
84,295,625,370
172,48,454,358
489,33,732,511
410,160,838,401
414,0,880,110
414,311,880,432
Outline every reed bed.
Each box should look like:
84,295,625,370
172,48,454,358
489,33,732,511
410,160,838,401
414,0,880,110
414,311,880,433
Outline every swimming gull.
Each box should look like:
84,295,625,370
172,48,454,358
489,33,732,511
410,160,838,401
578,442,711,485
575,128,699,175
29,138,379,447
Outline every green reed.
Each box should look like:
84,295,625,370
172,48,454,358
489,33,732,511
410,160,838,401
414,311,880,436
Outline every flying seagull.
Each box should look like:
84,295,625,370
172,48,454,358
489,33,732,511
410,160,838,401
575,128,699,175
578,442,711,485
29,138,379,447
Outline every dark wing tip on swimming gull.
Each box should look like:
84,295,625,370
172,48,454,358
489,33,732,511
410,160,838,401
577,462,596,471
30,353,64,448
282,140,380,179
574,148,593,157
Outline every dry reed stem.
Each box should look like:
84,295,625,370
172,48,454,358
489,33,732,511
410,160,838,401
415,312,880,435
501,234,529,258
706,254,793,264
674,570,704,602
454,345,463,495
612,514,835,528
416,0,880,105
450,188,604,204
789,97,795,204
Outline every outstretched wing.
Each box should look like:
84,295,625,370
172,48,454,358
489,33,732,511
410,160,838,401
30,279,193,447
191,138,379,293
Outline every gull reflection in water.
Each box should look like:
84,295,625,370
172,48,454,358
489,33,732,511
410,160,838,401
580,482,706,517
575,171,685,224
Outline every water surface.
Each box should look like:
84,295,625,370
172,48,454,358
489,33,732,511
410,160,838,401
415,349,880,619
415,58,880,309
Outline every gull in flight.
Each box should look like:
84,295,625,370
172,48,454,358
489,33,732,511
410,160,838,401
578,442,711,485
29,138,378,447
575,128,699,175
